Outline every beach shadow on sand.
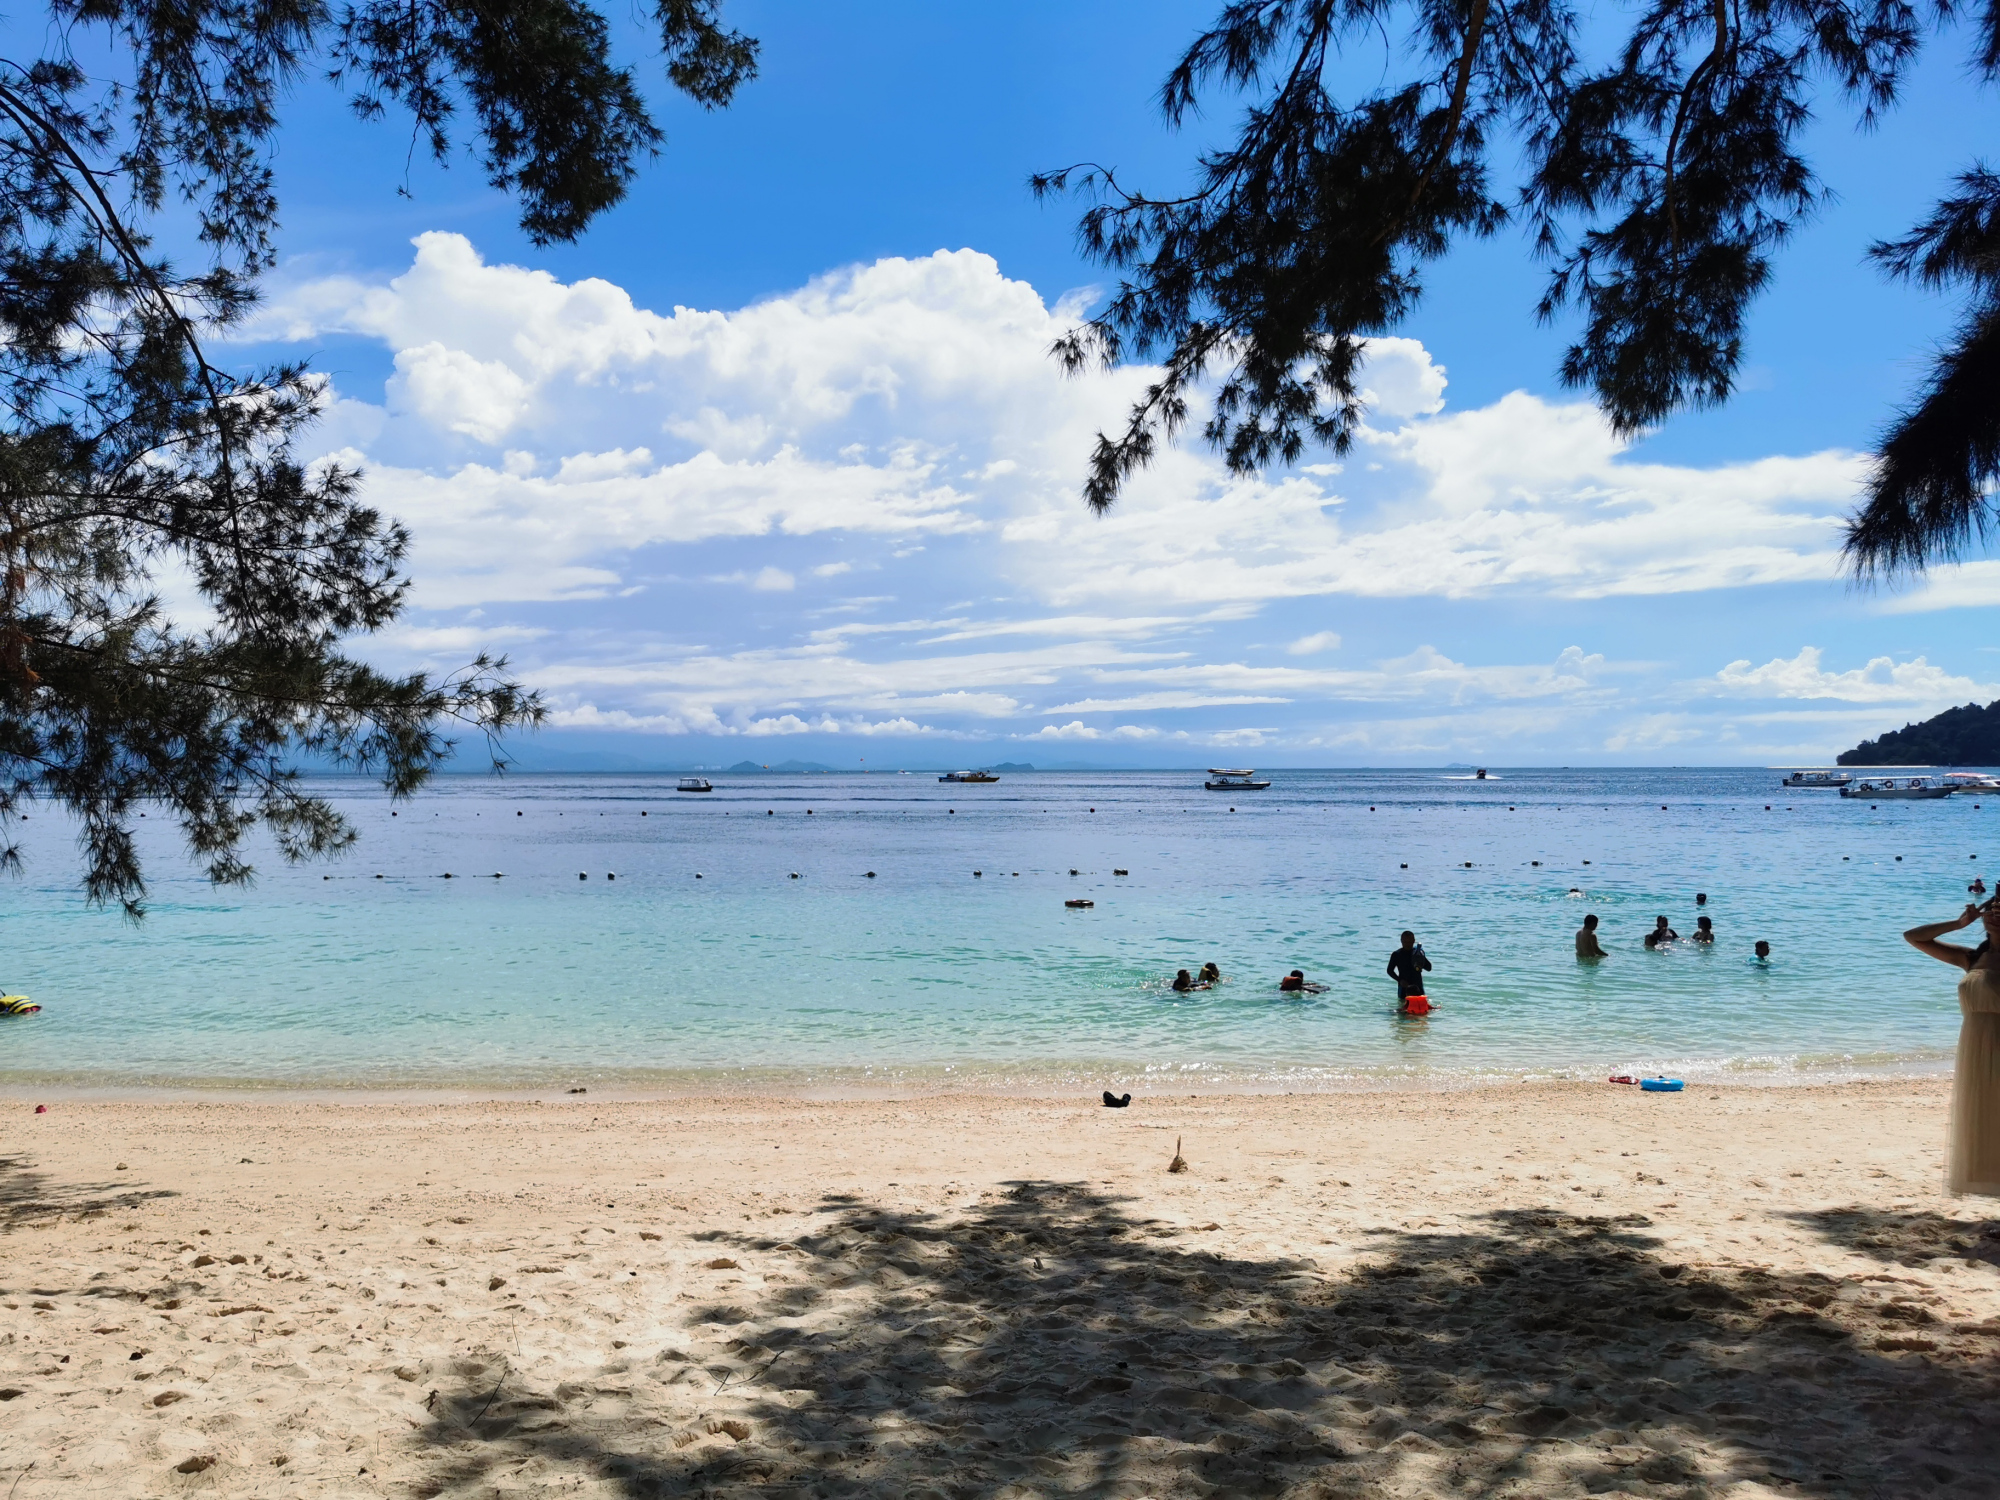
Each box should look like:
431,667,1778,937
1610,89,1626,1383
1788,1204,2000,1270
408,1186,2000,1499
0,1153,175,1229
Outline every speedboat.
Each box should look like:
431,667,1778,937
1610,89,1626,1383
1946,772,2000,793
1839,777,1953,800
676,777,713,793
939,770,999,783
1781,769,1852,788
1205,768,1272,791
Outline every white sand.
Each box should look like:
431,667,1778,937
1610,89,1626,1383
4,1080,1999,1497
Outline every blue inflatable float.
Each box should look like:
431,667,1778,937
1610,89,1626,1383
1640,1077,1685,1092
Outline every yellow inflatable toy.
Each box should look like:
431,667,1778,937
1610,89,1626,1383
0,995,40,1016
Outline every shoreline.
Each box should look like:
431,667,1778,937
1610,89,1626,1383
0,1050,1957,1104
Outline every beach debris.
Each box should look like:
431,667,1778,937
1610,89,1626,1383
1103,1091,1131,1108
488,1276,507,1291
116,1162,128,1170
33,1104,44,1113
708,1419,751,1441
704,1257,741,1270
151,1390,188,1407
1168,1137,1189,1174
639,1230,662,1241
567,1087,587,1095
174,1455,216,1474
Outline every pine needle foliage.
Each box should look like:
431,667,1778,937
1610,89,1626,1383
1037,0,1997,578
0,0,757,914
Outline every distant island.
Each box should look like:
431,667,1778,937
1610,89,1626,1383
718,760,1038,775
1839,700,2000,766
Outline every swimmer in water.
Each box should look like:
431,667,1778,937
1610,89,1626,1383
1753,940,1772,963
1653,915,1679,943
1575,914,1606,959
1279,969,1304,991
1643,931,1662,950
1199,962,1221,985
1973,878,1988,897
1172,969,1195,992
1387,931,1432,1009
1692,915,1715,943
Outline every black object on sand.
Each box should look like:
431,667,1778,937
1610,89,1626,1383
1102,1091,1131,1108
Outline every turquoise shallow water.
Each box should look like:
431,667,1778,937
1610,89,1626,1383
0,768,1987,1092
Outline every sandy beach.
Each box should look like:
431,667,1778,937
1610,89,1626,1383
3,1079,1997,1498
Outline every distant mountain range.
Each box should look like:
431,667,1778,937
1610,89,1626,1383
1839,701,2000,766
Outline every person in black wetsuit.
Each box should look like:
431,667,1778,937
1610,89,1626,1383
1387,931,1432,1010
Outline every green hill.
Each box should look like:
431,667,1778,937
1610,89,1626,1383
1838,701,2000,766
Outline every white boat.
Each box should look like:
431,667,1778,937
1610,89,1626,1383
1946,772,2000,792
1781,769,1852,788
939,770,999,783
1205,767,1271,791
1839,777,1953,800
676,777,713,793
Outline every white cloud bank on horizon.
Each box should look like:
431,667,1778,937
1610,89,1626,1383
230,234,1984,759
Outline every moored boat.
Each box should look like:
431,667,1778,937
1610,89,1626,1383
676,777,713,793
1781,769,1852,788
1205,767,1272,791
1839,777,1953,800
939,770,999,783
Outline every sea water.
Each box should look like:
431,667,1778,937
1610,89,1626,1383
0,768,1985,1093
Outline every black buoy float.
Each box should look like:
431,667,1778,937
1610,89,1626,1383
974,870,982,877
578,872,587,880
866,871,876,878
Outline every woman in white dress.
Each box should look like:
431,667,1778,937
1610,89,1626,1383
1905,899,2000,1197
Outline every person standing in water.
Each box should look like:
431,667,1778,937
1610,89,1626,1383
1904,900,2000,1196
1575,914,1607,959
1692,916,1715,943
1387,931,1432,1012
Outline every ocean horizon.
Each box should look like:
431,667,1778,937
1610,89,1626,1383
0,766,1985,1095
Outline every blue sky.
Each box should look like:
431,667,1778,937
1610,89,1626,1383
190,2,2000,766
